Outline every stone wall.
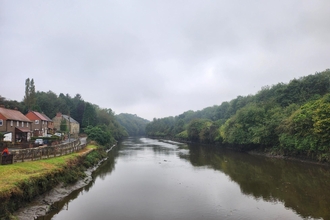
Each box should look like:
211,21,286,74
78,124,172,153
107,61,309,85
7,139,86,163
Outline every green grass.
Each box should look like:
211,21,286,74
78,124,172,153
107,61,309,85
86,144,98,150
0,145,97,196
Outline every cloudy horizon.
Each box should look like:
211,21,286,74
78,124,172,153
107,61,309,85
1,1,329,120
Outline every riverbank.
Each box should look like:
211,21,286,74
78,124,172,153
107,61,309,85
157,137,330,167
0,144,108,220
248,149,330,167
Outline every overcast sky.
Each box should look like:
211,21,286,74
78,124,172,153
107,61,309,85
1,1,329,120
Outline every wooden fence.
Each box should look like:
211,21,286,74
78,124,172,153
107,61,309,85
2,139,86,164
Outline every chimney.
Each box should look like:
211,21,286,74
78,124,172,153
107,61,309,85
14,107,18,110
56,112,62,117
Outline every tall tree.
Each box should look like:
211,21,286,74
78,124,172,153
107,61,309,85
0,95,5,105
30,79,36,108
24,78,36,110
24,78,30,108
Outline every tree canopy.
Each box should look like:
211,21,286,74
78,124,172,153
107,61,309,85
146,69,330,162
115,113,149,136
1,80,133,146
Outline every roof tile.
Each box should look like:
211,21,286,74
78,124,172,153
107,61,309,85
0,107,31,122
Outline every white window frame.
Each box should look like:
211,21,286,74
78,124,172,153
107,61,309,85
16,121,19,126
11,120,13,126
27,122,29,127
22,121,24,127
35,120,39,124
0,119,3,126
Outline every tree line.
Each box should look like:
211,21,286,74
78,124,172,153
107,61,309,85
115,113,149,136
0,80,148,146
146,69,330,162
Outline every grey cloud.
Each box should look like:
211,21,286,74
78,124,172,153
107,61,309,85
1,0,329,120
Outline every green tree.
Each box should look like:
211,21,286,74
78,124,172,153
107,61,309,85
0,95,5,105
84,125,115,146
187,119,210,142
221,104,265,146
278,94,330,160
116,113,149,136
35,91,58,117
24,78,36,110
82,102,97,128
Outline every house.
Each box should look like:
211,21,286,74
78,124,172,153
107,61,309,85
0,105,32,142
52,112,80,137
25,111,53,137
41,113,54,135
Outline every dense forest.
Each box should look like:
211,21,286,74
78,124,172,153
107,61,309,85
146,69,330,162
0,80,133,146
116,113,149,136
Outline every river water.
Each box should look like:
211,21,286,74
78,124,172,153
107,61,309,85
37,137,330,220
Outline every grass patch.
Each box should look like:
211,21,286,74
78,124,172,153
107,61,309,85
86,144,98,149
0,153,79,196
0,144,104,218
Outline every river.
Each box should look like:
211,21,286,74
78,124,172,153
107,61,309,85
37,137,330,220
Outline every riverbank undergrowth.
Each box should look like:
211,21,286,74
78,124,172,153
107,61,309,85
0,144,106,219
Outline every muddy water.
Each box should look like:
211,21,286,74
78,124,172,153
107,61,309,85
36,137,330,220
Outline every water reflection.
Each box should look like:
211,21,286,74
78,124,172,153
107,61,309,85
36,145,120,220
37,138,330,220
180,144,330,219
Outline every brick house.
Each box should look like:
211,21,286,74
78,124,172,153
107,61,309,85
41,113,54,135
25,111,53,137
0,106,32,142
52,112,80,137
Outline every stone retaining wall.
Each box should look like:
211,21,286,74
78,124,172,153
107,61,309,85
8,139,86,163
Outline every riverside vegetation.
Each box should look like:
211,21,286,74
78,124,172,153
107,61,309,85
0,144,107,219
146,69,330,162
0,78,150,219
0,78,151,219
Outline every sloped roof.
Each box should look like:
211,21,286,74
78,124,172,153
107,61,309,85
40,112,52,121
62,115,79,124
0,107,31,122
31,111,52,121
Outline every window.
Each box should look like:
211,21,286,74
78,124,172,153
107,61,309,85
35,120,39,124
11,121,13,126
22,121,24,127
0,119,3,126
16,121,19,126
27,122,29,127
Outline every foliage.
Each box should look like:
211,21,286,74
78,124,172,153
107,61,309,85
84,125,116,146
277,94,330,160
175,130,188,140
116,113,149,136
2,78,135,145
0,144,106,218
145,69,330,161
187,119,210,142
82,102,97,128
95,107,128,140
145,117,175,137
23,78,36,111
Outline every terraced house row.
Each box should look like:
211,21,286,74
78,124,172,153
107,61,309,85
0,105,80,143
